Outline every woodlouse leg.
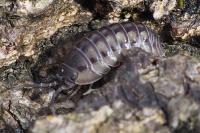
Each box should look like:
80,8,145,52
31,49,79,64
82,84,95,95
49,83,75,115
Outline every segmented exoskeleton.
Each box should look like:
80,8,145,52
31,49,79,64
21,21,164,113
59,21,164,85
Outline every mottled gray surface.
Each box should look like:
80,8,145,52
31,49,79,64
0,0,200,133
31,51,200,133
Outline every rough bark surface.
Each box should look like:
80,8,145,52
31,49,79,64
0,0,200,133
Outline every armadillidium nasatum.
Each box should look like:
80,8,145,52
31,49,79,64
57,21,164,85
22,21,165,112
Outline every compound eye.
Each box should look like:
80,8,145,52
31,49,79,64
69,71,78,82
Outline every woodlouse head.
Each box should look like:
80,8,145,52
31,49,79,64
58,64,78,84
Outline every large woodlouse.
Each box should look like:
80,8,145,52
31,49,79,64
57,21,164,85
22,21,164,112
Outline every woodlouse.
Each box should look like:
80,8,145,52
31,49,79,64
58,21,164,85
21,21,164,112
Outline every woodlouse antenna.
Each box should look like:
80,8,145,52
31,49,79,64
12,81,59,91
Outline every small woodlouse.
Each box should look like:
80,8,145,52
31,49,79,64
22,21,164,112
